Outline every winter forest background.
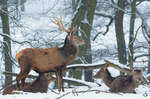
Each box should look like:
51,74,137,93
0,0,150,99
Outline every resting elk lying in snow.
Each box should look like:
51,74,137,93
94,65,144,93
93,64,115,88
15,17,85,92
109,69,144,93
3,73,55,95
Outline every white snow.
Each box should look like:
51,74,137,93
0,0,150,99
1,86,150,99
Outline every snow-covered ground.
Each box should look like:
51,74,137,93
1,0,150,98
1,85,150,99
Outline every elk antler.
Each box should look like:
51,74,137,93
71,27,78,33
51,17,70,33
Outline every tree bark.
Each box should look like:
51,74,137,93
148,45,150,73
129,0,136,68
70,0,96,82
0,0,12,86
115,0,127,65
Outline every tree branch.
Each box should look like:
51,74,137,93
134,54,149,61
67,63,106,71
0,32,32,46
3,60,148,85
93,13,113,40
104,60,131,73
3,71,99,87
104,60,147,84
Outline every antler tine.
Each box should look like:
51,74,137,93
71,27,78,32
51,17,70,33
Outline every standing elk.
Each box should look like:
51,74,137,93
3,73,55,95
94,65,144,93
15,17,85,92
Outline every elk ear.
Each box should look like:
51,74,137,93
103,64,109,70
93,69,101,78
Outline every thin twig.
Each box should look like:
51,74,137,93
57,92,71,99
93,13,113,40
134,60,150,63
57,89,123,99
48,88,59,95
0,79,16,91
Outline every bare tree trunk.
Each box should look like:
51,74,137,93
148,44,150,73
115,0,127,65
0,0,12,86
81,0,96,82
129,0,136,68
70,0,96,82
72,0,76,12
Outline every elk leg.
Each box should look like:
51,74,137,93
21,78,25,89
21,69,31,87
16,65,31,90
55,68,64,92
60,68,64,92
16,70,25,90
55,70,61,92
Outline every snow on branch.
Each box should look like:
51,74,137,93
104,60,147,84
63,77,99,87
134,54,149,61
104,60,130,73
93,13,113,40
67,62,106,71
3,59,148,86
3,72,99,88
0,32,32,46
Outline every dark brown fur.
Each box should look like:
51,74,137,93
3,73,55,95
16,33,84,92
109,70,143,93
3,83,30,95
94,67,143,93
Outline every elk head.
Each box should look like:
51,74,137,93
93,64,109,79
130,68,145,81
51,17,85,47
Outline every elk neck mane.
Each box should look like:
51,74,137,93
59,36,78,58
103,69,115,85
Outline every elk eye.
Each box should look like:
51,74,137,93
137,78,141,81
